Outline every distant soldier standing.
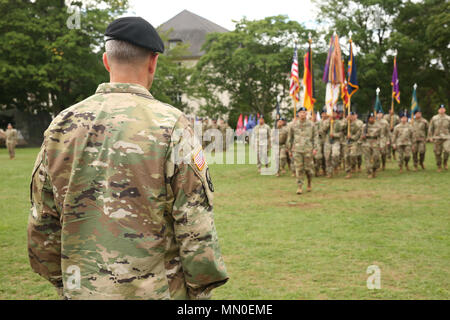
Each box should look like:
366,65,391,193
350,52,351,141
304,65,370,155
392,112,415,172
384,109,400,160
428,104,450,172
411,110,429,170
376,112,390,170
321,109,344,178
253,115,271,173
287,107,317,194
343,112,362,179
28,17,228,300
312,111,325,177
361,113,381,178
5,123,18,160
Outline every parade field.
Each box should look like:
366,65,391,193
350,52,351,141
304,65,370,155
0,146,448,300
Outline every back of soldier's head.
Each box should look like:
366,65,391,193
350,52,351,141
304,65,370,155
105,39,154,66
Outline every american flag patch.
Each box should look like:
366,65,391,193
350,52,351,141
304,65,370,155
193,148,206,171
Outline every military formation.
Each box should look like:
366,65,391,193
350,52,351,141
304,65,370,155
273,104,449,195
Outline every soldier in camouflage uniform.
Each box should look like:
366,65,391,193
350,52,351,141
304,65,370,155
28,17,228,300
218,119,231,151
428,104,450,172
321,109,344,178
253,115,271,172
354,113,364,172
393,112,415,172
411,110,429,171
287,107,318,194
376,112,390,171
342,112,362,179
384,109,400,160
312,111,324,177
4,123,18,160
361,113,381,178
276,119,289,176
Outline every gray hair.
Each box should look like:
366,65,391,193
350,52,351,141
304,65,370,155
105,39,153,64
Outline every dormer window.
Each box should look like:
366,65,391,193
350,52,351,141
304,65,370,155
168,39,182,50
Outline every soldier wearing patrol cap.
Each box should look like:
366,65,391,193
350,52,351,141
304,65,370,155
361,112,381,178
393,111,415,172
28,16,228,300
428,104,450,172
411,108,429,171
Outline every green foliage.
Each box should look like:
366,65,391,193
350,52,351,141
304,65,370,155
191,16,315,124
0,0,129,116
314,0,449,118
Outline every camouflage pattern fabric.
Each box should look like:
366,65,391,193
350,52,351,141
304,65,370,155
321,118,344,176
28,83,228,300
343,120,362,173
253,123,271,169
393,123,415,168
5,128,18,158
287,118,317,186
278,125,289,173
314,121,325,175
411,118,429,168
361,122,381,174
428,113,450,167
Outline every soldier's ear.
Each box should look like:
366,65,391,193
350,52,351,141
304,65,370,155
148,53,159,74
103,53,111,73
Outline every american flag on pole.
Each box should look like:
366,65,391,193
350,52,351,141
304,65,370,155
290,46,300,103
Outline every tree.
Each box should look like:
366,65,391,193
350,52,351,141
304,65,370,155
191,16,314,126
0,0,128,145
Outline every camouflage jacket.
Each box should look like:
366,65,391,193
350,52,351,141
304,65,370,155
411,118,429,141
393,123,415,147
361,122,381,147
253,123,271,146
428,114,450,140
5,128,18,144
278,125,289,147
287,118,318,153
342,119,362,143
376,119,390,146
28,83,228,300
321,118,344,142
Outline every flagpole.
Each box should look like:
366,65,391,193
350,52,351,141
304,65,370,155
411,83,417,124
375,87,380,118
347,31,353,138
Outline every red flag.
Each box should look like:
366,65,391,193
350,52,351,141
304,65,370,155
236,114,245,136
302,44,316,111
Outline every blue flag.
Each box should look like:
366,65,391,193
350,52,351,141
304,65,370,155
347,40,359,98
374,95,383,113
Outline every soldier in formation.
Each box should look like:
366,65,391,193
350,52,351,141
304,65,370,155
361,113,381,178
376,112,390,171
392,111,415,172
28,17,228,300
253,115,271,173
343,112,362,179
428,104,450,172
384,109,400,160
411,110,429,170
287,107,318,194
276,118,290,176
321,109,344,178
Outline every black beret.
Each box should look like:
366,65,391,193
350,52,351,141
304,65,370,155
368,112,375,118
413,109,421,114
298,107,307,112
350,111,356,115
105,17,164,53
439,104,445,109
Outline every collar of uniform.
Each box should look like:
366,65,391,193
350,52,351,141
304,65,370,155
96,82,153,98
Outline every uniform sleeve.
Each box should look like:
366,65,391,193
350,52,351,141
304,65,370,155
393,127,398,146
27,145,63,296
427,118,434,139
287,125,293,151
166,115,228,300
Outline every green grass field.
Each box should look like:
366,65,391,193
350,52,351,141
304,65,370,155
0,146,448,299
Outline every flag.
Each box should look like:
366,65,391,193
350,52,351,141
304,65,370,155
323,34,344,115
341,60,349,108
302,43,316,112
244,115,248,131
290,46,300,103
316,111,321,121
236,114,244,136
391,56,400,103
374,95,383,114
347,40,359,99
411,86,420,115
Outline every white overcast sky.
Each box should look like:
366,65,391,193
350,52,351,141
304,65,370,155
127,0,320,30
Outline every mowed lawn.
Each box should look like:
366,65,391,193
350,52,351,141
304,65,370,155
0,146,448,300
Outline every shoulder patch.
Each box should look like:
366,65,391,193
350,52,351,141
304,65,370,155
193,147,206,171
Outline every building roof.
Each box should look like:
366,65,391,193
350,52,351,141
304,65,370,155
158,10,229,58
